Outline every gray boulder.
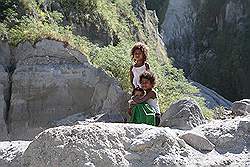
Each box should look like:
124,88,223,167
190,81,232,109
179,132,214,151
0,78,8,140
19,122,249,167
231,99,250,116
160,99,206,130
20,123,186,167
7,39,128,140
0,41,11,68
193,115,250,154
0,41,10,140
0,141,31,167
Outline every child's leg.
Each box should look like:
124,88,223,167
155,113,161,126
128,108,132,116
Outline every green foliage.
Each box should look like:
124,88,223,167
0,23,8,40
8,15,94,56
90,40,133,90
0,0,19,21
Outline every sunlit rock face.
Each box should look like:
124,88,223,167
5,39,128,140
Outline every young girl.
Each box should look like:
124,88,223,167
130,42,150,89
129,71,161,126
127,87,145,116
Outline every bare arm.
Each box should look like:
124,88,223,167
130,65,135,89
132,91,156,104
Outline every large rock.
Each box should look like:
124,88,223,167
21,123,187,167
190,81,232,109
192,115,250,154
231,99,250,116
18,122,250,167
7,39,128,140
0,41,10,140
0,40,11,68
179,132,214,151
161,0,195,75
0,141,31,167
0,67,9,141
0,77,8,141
160,99,206,130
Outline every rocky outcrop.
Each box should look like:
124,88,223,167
0,141,31,167
160,0,250,102
192,115,250,154
132,0,168,61
0,41,10,140
160,99,205,130
6,39,128,140
161,0,196,74
190,81,232,109
231,99,250,116
0,116,249,167
179,132,214,151
0,75,8,141
21,123,186,167
40,0,118,46
14,118,249,167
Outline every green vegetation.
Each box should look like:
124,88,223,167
0,23,8,40
0,0,212,118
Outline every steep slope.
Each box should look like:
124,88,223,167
160,0,250,101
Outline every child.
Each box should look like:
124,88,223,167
130,42,150,89
127,87,145,116
129,71,161,126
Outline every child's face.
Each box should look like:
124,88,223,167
133,49,144,62
140,78,153,90
134,90,144,97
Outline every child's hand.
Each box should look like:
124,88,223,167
128,99,136,104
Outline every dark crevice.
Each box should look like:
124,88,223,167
4,58,16,134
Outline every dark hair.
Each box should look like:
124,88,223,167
131,42,148,62
139,71,156,86
132,87,145,96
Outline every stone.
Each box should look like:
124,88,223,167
190,81,232,109
7,39,128,140
0,41,11,68
0,65,9,140
0,83,8,141
179,132,215,151
160,99,206,130
20,123,184,167
194,115,250,154
0,120,248,167
0,141,31,167
231,99,250,116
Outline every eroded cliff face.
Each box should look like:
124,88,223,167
161,0,250,101
0,39,129,140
